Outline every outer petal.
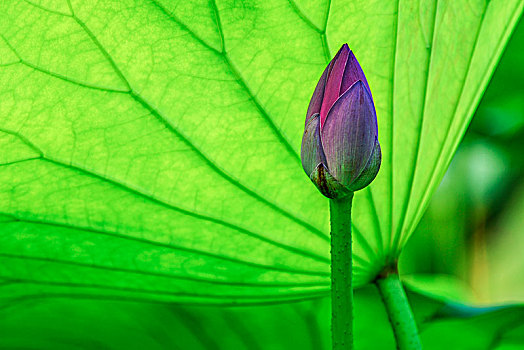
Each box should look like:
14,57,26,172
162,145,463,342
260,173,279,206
310,163,352,199
348,138,381,191
340,50,372,98
305,51,341,126
305,64,330,126
319,44,350,129
300,114,326,176
321,81,377,187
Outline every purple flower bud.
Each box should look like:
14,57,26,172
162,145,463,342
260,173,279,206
301,44,381,198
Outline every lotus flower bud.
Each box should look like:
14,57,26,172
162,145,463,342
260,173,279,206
301,44,381,198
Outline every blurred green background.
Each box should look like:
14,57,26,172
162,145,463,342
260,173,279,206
400,15,524,306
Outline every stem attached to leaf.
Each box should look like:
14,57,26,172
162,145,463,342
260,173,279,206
375,269,422,350
329,193,355,350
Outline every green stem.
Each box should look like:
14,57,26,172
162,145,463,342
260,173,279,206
375,271,422,350
329,192,354,350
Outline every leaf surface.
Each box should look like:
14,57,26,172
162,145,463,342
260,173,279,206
0,0,521,303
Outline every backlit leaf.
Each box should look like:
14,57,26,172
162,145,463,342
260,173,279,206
0,0,521,303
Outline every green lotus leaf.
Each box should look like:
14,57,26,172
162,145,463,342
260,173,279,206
0,0,521,303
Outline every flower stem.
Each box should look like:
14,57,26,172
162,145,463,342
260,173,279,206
329,193,354,350
375,269,422,350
